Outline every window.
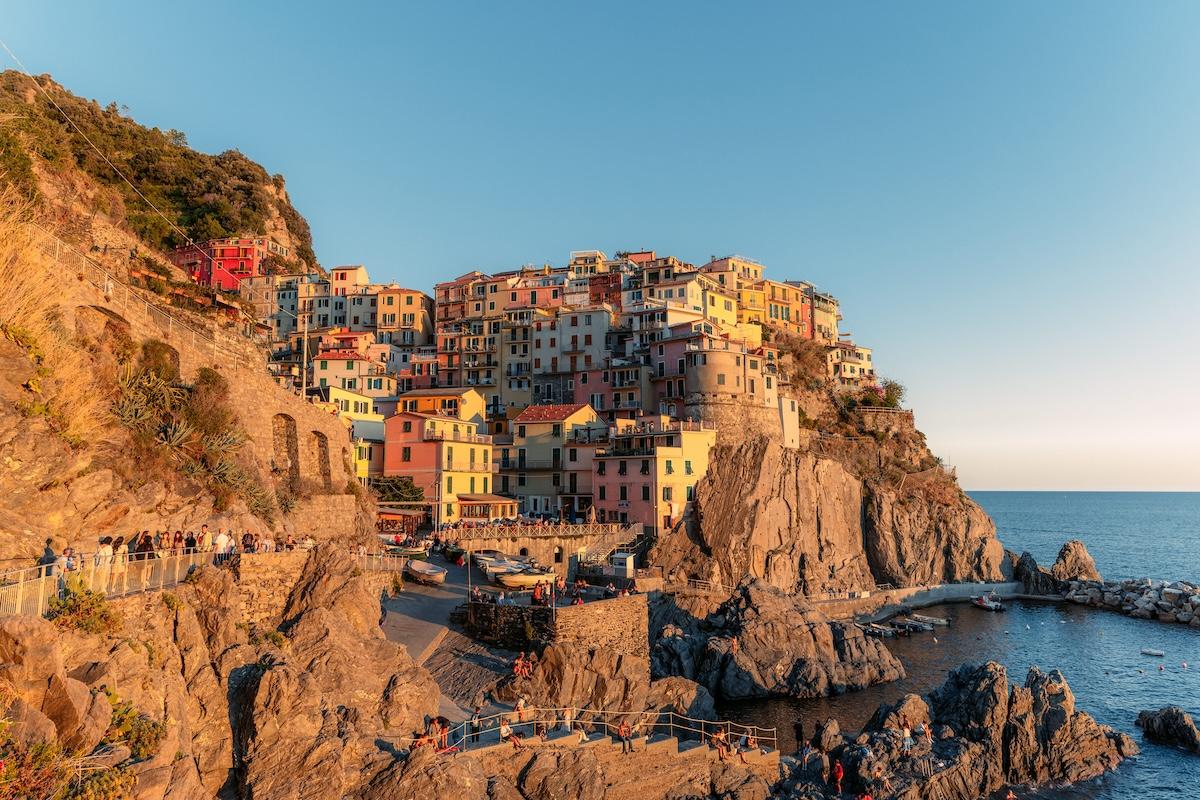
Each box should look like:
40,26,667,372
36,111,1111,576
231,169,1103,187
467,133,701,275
402,420,412,432
569,448,578,462
320,360,328,370
446,476,453,493
552,424,562,437
618,485,627,501
554,546,563,564
685,460,693,475
663,486,673,501
641,485,650,501
717,373,726,386
599,485,606,500
518,425,526,438
401,447,411,462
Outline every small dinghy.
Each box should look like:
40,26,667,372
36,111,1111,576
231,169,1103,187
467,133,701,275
1141,648,1166,657
895,617,935,632
496,568,557,589
862,623,896,639
388,545,428,560
911,614,950,627
971,594,1005,612
404,559,447,586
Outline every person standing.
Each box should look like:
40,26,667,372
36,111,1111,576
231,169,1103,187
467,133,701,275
95,537,114,593
469,706,482,744
214,529,232,562
199,524,212,552
37,538,56,578
110,536,128,593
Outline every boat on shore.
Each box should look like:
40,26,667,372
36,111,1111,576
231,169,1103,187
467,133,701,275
387,545,428,560
861,623,896,638
442,543,465,562
404,560,447,586
496,568,557,589
894,617,935,632
971,594,1006,612
911,613,950,627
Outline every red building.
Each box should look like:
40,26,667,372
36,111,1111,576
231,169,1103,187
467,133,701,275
170,236,290,291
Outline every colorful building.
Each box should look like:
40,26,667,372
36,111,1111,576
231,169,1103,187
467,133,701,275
171,236,290,291
396,387,487,432
382,411,500,524
591,418,717,536
496,403,603,516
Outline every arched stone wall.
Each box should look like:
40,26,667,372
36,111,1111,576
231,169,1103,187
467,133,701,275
308,430,332,490
272,414,300,489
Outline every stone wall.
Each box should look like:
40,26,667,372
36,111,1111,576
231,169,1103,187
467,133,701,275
684,395,781,446
466,602,556,649
228,550,310,629
554,593,649,658
63,249,363,542
466,593,650,657
857,407,916,435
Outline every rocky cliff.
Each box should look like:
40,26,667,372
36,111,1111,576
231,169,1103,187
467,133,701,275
652,436,1004,596
0,545,438,799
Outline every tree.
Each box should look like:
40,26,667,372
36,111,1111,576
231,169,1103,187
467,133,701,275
373,476,425,504
880,378,906,408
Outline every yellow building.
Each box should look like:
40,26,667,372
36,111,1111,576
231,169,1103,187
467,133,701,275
396,387,487,432
828,341,875,390
383,411,504,524
497,403,603,516
759,280,811,338
376,285,434,348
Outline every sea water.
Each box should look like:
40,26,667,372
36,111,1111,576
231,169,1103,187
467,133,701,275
719,492,1200,798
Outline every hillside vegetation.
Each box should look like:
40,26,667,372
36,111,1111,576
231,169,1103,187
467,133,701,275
0,70,315,270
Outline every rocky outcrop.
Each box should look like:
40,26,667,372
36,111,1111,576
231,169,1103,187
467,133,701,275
650,438,1003,597
780,661,1136,800
519,750,608,800
0,545,438,800
1013,551,1059,595
1050,539,1102,582
499,643,716,729
1136,706,1200,753
652,581,904,700
357,747,489,800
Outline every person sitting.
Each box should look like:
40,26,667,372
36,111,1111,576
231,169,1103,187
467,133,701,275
710,728,730,762
604,581,617,598
738,734,758,764
617,720,634,754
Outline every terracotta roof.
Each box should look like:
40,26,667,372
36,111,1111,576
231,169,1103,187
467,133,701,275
513,403,590,423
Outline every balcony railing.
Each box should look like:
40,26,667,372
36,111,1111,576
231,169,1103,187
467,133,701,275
423,429,492,444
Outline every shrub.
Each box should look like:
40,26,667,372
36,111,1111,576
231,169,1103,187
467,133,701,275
161,592,180,612
103,693,166,760
139,339,179,382
46,579,121,635
390,573,405,596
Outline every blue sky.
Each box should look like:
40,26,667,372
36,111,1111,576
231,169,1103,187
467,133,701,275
5,2,1198,490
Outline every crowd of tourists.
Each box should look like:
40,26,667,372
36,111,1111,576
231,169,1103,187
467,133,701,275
34,526,317,580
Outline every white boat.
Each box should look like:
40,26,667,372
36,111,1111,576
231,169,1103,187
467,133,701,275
895,618,935,632
471,550,506,567
911,614,950,627
1140,648,1165,657
970,594,1005,612
496,569,557,589
404,560,447,586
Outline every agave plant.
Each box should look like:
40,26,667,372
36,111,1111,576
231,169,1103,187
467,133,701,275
202,429,247,456
156,418,195,450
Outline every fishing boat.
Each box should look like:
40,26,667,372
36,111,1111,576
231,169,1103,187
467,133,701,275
496,568,557,589
970,594,1005,612
471,549,506,568
894,618,935,633
404,559,447,586
387,545,428,560
862,623,896,639
482,559,527,580
1141,648,1166,657
442,543,465,562
911,614,950,627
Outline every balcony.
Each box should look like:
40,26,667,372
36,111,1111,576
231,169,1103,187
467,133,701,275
422,429,491,444
442,461,499,473
499,459,562,471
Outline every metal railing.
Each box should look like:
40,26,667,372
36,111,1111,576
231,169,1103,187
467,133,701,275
664,578,739,597
0,548,412,616
384,705,776,755
447,522,636,541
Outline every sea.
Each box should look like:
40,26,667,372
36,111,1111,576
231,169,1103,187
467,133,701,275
720,491,1200,799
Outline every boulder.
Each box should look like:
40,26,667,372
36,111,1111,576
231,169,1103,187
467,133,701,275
519,749,607,800
1136,706,1200,754
357,747,489,800
0,615,63,703
1013,552,1059,595
1050,540,1101,583
707,761,772,800
39,673,111,753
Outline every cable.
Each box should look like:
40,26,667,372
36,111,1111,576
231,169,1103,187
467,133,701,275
0,39,309,323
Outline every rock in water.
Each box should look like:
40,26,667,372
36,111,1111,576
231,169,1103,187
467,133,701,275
783,661,1137,800
653,581,904,700
1013,551,1059,595
1136,706,1200,753
1050,539,1102,583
